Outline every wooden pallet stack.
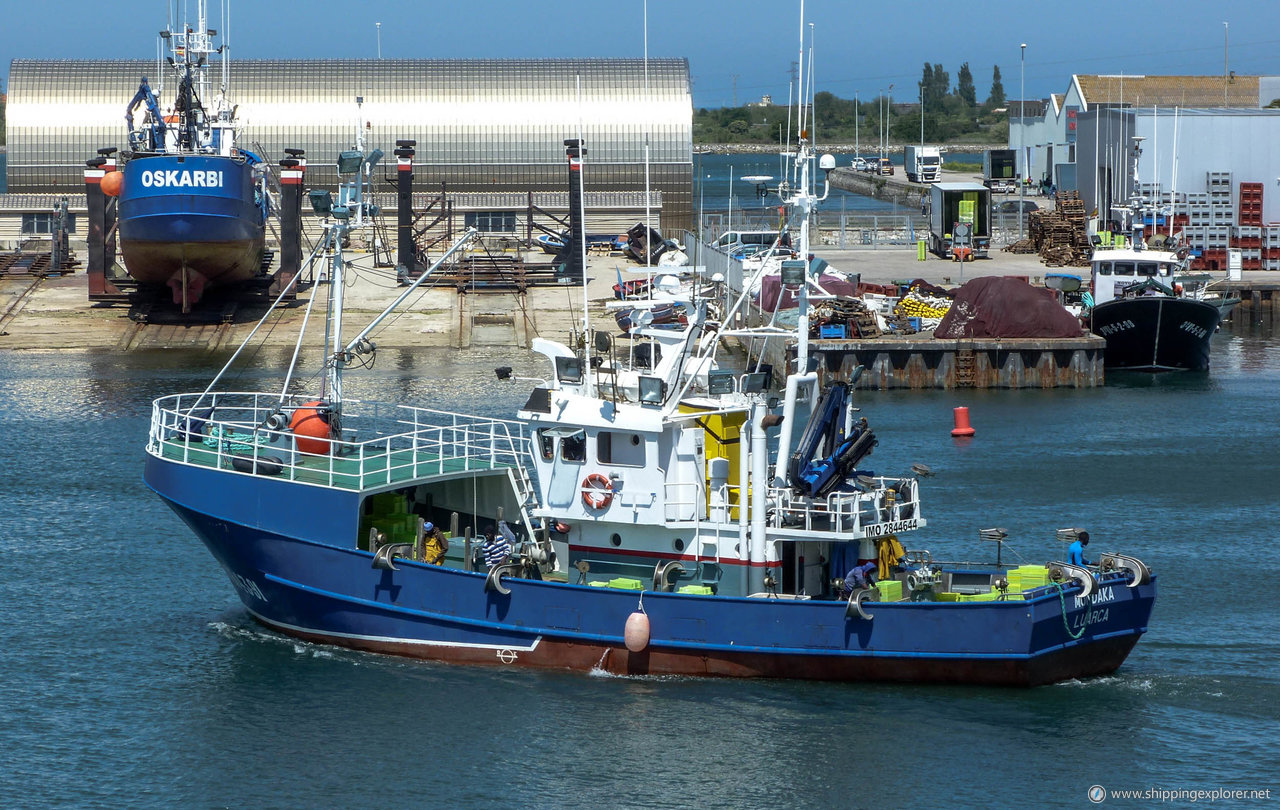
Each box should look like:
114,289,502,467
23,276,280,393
1003,192,1092,267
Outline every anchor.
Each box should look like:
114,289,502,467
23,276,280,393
845,587,877,621
485,561,523,595
1049,561,1096,599
1100,553,1151,587
652,560,684,592
372,542,414,571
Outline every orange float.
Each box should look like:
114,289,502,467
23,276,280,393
101,171,123,197
581,473,613,509
290,400,331,454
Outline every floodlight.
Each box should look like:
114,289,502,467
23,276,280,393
555,356,583,384
707,370,735,395
337,150,363,174
780,260,806,286
638,375,665,405
742,372,769,393
308,189,333,215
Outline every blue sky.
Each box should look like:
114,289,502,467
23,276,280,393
2,0,1277,107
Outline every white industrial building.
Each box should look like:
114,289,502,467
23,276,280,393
1010,74,1276,193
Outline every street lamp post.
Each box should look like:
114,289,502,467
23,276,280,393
887,83,894,166
376,22,382,59
1019,43,1026,242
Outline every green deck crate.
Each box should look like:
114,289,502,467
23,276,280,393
935,592,961,602
875,579,904,601
677,585,714,595
607,577,644,590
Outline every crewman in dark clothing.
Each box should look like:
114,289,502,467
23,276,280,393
841,561,878,597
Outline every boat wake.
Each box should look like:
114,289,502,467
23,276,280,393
208,619,344,661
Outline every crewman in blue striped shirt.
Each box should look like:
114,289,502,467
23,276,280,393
482,522,513,568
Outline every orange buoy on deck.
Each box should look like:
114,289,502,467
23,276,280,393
100,171,123,197
290,400,331,454
951,406,976,437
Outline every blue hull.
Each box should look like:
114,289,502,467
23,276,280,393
118,155,265,295
145,452,1155,685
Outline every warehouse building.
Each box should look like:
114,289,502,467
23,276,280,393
2,58,693,244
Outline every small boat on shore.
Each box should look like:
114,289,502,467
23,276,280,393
115,0,267,312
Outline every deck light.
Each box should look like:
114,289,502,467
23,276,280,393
308,189,333,215
638,375,665,404
337,150,363,174
707,370,735,395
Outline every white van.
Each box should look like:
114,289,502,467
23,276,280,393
714,230,793,252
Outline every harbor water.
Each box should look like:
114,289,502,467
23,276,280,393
1,323,1278,808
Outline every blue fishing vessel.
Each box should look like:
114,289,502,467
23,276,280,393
117,0,267,311
143,23,1155,684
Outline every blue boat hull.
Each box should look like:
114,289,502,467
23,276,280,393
118,155,265,303
145,453,1155,686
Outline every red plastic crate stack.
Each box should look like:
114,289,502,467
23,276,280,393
1240,182,1264,226
1197,249,1228,272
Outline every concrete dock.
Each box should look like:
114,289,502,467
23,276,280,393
1,236,1272,391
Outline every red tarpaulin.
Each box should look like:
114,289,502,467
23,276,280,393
758,274,859,311
934,276,1083,339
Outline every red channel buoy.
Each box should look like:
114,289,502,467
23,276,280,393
290,400,332,454
624,611,650,652
951,406,976,437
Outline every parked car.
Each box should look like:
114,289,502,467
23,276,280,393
877,157,894,176
852,157,872,172
995,199,1039,214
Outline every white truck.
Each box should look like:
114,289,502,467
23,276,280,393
982,149,1018,193
904,145,942,183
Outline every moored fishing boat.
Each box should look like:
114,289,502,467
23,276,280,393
115,0,268,311
144,16,1155,685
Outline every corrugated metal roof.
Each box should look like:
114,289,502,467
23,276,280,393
1076,74,1259,108
1010,99,1048,117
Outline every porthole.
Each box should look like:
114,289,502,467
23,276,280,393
610,533,622,547
673,538,685,552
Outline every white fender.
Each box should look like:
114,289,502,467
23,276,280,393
624,611,650,652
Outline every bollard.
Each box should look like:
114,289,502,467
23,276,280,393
951,406,976,437
917,239,926,261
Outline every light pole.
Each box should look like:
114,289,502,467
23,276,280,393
878,89,884,163
1019,43,1026,242
376,22,382,59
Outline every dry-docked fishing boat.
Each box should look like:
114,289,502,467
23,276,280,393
115,0,267,310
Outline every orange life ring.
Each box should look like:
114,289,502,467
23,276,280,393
581,473,613,509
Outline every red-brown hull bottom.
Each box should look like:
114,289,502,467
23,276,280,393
255,615,1140,687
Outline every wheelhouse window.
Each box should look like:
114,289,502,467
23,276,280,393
1114,262,1136,276
1097,263,1112,276
560,431,586,463
536,429,554,460
597,431,645,467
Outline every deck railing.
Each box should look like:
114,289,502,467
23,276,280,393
147,392,537,492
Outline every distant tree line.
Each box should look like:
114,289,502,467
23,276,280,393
695,63,1010,146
